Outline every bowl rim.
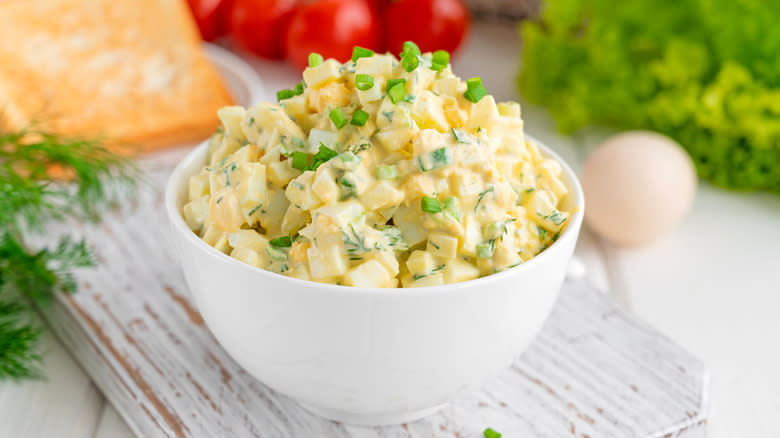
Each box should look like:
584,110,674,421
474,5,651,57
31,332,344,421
165,134,585,297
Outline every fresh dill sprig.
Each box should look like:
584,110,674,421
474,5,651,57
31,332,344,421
0,124,136,379
0,301,42,379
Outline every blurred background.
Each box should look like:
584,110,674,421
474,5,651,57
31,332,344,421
0,0,778,437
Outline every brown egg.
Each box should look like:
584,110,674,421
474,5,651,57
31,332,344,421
581,131,697,247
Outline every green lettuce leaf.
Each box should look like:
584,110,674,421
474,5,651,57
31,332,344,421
518,0,780,193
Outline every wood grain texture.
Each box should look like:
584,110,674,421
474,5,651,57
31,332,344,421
34,162,708,438
95,403,135,438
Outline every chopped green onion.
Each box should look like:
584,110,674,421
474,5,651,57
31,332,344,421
483,428,502,438
340,175,358,199
277,89,295,101
355,74,374,90
401,53,419,72
386,78,406,91
465,86,487,103
465,77,488,103
351,109,369,126
288,144,339,172
269,236,293,247
442,196,458,211
418,147,453,172
329,108,347,129
443,196,462,221
431,50,450,71
421,196,442,213
314,144,337,161
265,246,288,261
375,164,399,180
294,81,305,95
466,77,482,89
352,46,374,62
388,83,406,104
451,128,470,143
308,53,323,67
476,241,495,259
291,151,309,170
401,41,421,57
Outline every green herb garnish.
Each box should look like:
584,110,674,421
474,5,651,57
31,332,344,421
248,203,263,216
474,186,495,211
355,74,374,90
342,224,370,254
381,226,409,251
291,151,309,171
451,128,470,143
340,175,357,199
431,50,450,71
401,41,421,57
265,246,288,261
421,196,442,213
464,77,488,103
401,53,419,72
0,125,135,379
442,196,462,221
329,108,347,129
308,53,323,67
417,147,452,172
352,46,374,62
277,89,295,101
483,427,502,438
351,110,369,127
313,144,338,167
269,236,293,247
476,239,496,259
375,164,399,180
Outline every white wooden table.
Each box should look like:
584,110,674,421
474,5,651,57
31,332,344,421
2,22,779,438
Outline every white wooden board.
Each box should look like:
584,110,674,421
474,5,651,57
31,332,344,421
32,162,708,438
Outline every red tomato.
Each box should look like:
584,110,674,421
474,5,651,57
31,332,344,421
230,0,300,59
187,0,233,41
383,0,470,56
285,0,381,71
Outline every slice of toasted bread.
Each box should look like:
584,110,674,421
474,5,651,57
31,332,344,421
0,0,233,153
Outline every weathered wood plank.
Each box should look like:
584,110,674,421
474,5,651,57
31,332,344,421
34,163,707,438
95,404,135,438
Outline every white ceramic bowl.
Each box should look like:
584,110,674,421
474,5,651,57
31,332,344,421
165,136,584,426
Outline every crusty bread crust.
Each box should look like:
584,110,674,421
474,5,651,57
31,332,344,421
0,0,233,153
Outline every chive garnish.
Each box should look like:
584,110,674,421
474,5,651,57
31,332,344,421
421,196,442,213
431,50,450,71
352,46,374,62
308,53,323,67
355,74,374,90
329,108,347,129
269,236,293,247
351,109,369,126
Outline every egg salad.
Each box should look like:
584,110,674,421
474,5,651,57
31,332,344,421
182,44,572,288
